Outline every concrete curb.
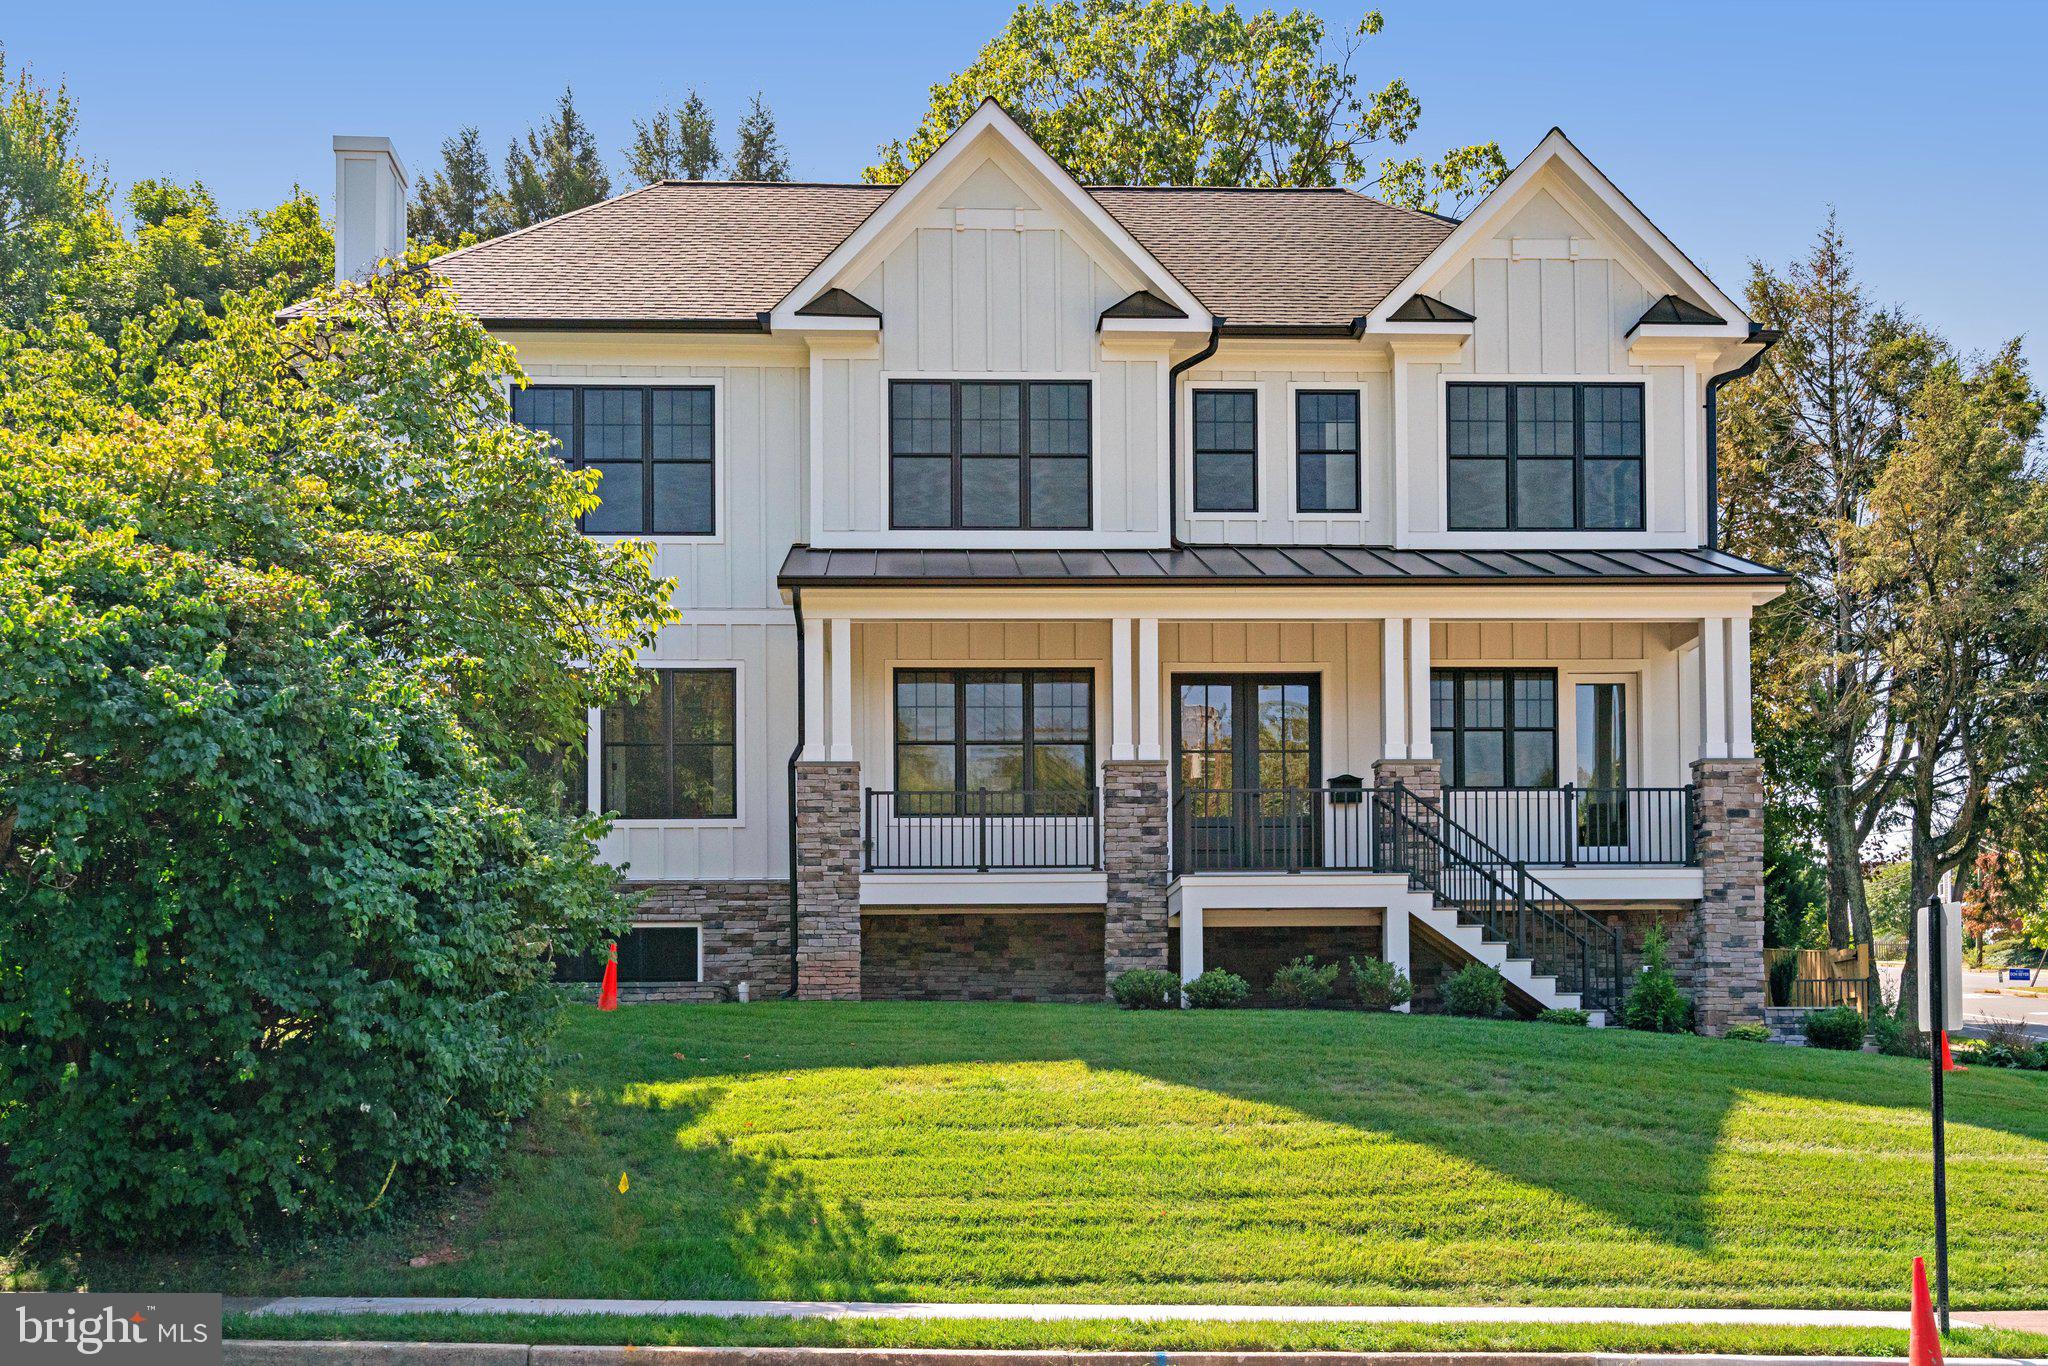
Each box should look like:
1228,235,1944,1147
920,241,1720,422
222,1351,2043,1366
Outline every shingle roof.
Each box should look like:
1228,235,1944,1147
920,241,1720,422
416,181,1456,332
778,544,1791,589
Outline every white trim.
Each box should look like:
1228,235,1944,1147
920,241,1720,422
829,618,855,762
1136,616,1162,761
506,374,728,548
1381,617,1407,761
598,660,748,830
1284,381,1370,523
1111,616,1135,761
860,871,1108,908
1406,616,1432,758
801,615,827,762
1728,613,1755,761
1182,378,1268,523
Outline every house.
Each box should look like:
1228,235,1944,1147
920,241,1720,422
330,103,1783,1029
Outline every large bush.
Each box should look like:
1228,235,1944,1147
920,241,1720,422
1802,1006,1868,1051
1621,926,1693,1033
1111,969,1181,1010
1270,956,1338,1008
1347,956,1412,1012
1441,962,1506,1018
1183,968,1250,1009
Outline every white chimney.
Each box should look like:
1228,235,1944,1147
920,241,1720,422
332,135,407,281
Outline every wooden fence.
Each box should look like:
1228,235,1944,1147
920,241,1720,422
1764,945,1875,1016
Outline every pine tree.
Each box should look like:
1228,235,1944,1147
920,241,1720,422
730,93,790,181
409,126,497,246
625,90,722,185
492,87,613,230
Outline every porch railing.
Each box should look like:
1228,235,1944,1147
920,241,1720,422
1169,786,1376,874
863,788,1101,872
1441,785,1696,867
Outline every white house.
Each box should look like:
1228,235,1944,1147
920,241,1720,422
330,103,1783,1028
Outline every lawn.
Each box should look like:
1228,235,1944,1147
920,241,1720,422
16,1002,2048,1308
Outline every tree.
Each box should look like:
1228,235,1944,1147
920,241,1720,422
411,125,499,246
0,48,119,330
625,90,722,184
730,93,790,181
1718,217,1935,952
495,88,612,230
864,2,1504,212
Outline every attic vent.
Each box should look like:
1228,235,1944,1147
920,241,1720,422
1629,294,1725,331
794,288,882,320
1099,289,1189,324
1386,293,1476,324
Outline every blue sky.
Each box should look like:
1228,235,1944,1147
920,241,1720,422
9,0,2043,369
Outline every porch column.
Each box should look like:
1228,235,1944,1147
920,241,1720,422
1406,616,1433,759
1136,617,1162,762
1380,616,1408,760
1374,617,1441,798
1696,615,1729,761
1728,614,1755,761
800,614,826,761
1110,616,1135,762
795,758,862,1000
1178,905,1204,985
828,617,854,763
1384,907,1411,1014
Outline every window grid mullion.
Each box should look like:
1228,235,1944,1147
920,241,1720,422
642,387,655,536
951,383,964,529
662,670,676,820
1017,382,1032,530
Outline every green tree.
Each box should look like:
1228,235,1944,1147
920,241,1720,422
496,88,613,230
625,90,722,184
730,93,790,181
865,1,1504,212
411,125,499,246
0,49,119,330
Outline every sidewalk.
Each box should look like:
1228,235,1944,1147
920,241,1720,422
233,1298,2018,1331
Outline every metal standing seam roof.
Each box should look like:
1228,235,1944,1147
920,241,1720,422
777,544,1792,588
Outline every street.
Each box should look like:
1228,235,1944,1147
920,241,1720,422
1876,961,2048,1040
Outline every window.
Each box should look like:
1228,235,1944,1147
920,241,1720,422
1295,389,1361,513
1192,389,1258,512
1446,382,1643,531
512,384,716,535
555,925,701,984
894,669,1093,814
1431,669,1558,789
599,669,737,819
1576,680,1628,847
889,380,1090,529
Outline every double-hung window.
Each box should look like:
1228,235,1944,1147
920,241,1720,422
889,380,1090,529
1295,389,1361,513
894,669,1094,815
512,384,716,535
1446,382,1643,530
598,668,737,819
1192,389,1258,512
1430,668,1558,789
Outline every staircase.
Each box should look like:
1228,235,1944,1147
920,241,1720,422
1373,785,1624,1023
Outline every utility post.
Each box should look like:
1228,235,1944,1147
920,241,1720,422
1922,893,1953,1333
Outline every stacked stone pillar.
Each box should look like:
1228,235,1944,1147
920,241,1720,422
1690,757,1766,1033
794,760,862,1000
1371,758,1442,802
1102,760,1170,983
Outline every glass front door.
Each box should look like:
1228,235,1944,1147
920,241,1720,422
1175,674,1320,870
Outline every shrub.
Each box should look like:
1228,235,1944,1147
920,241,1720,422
1964,1017,2048,1070
1724,1022,1772,1043
1803,1005,1868,1051
1348,956,1413,1012
1111,969,1182,1010
1270,956,1339,1008
1536,1007,1590,1026
1871,1007,1928,1058
1442,962,1507,1018
1621,925,1693,1033
1767,954,1800,1007
1183,968,1250,1009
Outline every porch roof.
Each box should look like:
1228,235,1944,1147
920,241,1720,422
777,544,1791,589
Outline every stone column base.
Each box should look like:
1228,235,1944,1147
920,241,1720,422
1372,757,1442,801
1691,757,1765,1033
1102,759,1170,984
795,760,861,1000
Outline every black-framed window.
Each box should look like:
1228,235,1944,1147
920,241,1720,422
1296,389,1360,513
512,384,715,535
1431,668,1558,789
1192,389,1258,512
1446,382,1643,531
555,925,701,983
599,669,737,819
889,380,1090,529
894,669,1093,814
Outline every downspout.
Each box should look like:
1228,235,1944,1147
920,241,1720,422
783,585,805,997
1702,326,1779,549
1165,319,1222,548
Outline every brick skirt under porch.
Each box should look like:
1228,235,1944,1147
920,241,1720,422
861,910,1105,1002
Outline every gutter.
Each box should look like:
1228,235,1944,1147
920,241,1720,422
782,586,805,998
1165,320,1223,547
1703,325,1780,549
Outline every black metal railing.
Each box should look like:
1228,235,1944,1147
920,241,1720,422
1169,786,1377,874
1440,785,1696,866
863,788,1101,871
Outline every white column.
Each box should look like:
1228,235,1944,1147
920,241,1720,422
1697,616,1728,761
1728,615,1755,761
1407,616,1434,758
1110,616,1135,762
1384,907,1411,1014
828,617,854,763
1178,905,1205,985
1380,617,1408,761
1136,617,1162,762
800,614,827,761
585,706,602,811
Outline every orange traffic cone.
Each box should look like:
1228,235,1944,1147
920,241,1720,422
597,942,619,1012
1940,1030,1963,1072
1909,1255,1943,1366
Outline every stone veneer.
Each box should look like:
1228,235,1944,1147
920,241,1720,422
795,760,862,1000
862,911,1104,1002
612,879,791,1002
1599,905,1698,993
1102,759,1170,983
1371,757,1443,801
1690,757,1766,1033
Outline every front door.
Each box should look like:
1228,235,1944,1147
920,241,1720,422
1174,674,1320,870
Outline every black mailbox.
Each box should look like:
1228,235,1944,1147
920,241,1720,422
1328,773,1365,804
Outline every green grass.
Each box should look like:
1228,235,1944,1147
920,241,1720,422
221,1313,2048,1357
16,1002,2048,1308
